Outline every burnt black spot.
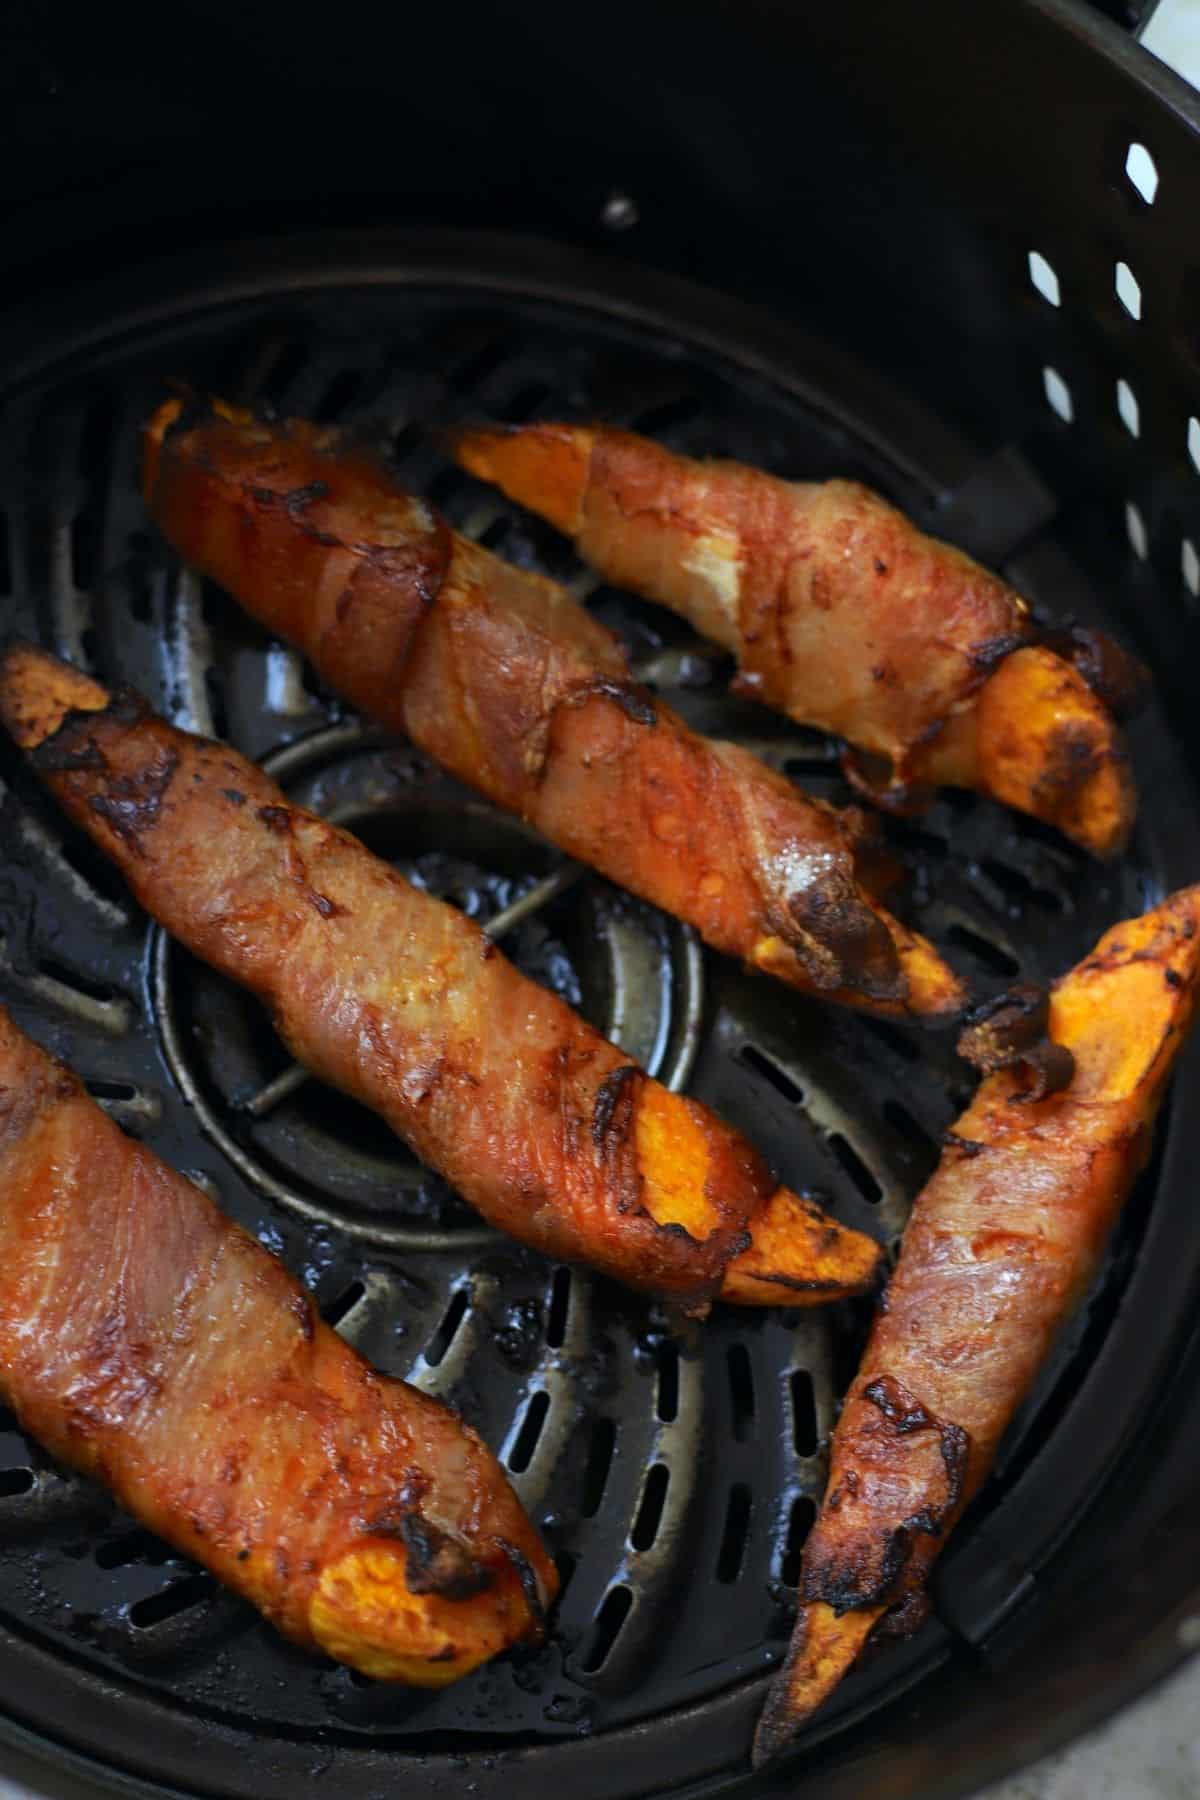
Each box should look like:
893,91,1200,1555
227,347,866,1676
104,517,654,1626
1166,967,1184,990
106,684,151,726
497,1537,548,1635
222,788,246,807
863,1375,935,1435
308,891,347,919
28,684,148,776
591,1064,641,1159
786,870,905,1003
31,734,107,775
284,480,330,518
968,630,1031,676
957,981,1074,1097
387,1512,494,1602
87,747,180,857
655,1219,702,1245
744,1271,857,1295
570,677,657,728
799,1376,972,1610
257,805,292,834
1040,624,1150,722
874,1587,931,1640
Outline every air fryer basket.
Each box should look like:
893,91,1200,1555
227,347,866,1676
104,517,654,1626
1,4,1199,1799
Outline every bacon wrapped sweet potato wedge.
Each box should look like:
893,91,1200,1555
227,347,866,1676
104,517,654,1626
753,884,1200,1765
452,423,1148,857
0,1004,555,1684
0,643,882,1314
140,398,965,1023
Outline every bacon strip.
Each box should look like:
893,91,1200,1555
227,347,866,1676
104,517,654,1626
140,398,965,1021
0,644,882,1313
752,885,1200,1764
0,1004,555,1684
451,423,1146,857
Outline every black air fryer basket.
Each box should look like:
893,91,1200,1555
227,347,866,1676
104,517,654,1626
1,2,1199,1796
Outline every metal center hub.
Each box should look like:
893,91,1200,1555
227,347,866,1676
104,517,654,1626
152,722,704,1250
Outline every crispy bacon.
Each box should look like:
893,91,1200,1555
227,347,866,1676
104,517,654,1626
0,644,882,1313
752,885,1200,1764
451,422,1146,857
139,398,965,1021
0,1004,555,1684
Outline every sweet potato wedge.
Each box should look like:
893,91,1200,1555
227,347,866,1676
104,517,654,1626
0,643,882,1313
452,422,1145,857
0,1004,555,1685
753,884,1200,1764
140,398,965,1022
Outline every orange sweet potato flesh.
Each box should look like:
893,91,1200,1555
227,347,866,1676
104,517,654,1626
452,422,1143,858
0,643,882,1314
140,398,964,1021
0,1005,555,1685
753,884,1200,1764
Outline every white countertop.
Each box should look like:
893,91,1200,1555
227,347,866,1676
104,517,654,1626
978,1658,1200,1800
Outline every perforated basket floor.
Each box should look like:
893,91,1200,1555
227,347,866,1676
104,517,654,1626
0,235,1197,1799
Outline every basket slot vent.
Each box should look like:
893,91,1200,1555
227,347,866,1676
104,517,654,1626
1125,142,1159,205
1115,261,1142,321
655,1342,679,1423
883,1098,938,1161
628,396,703,438
580,1584,633,1672
827,1132,882,1205
945,922,1020,978
1126,500,1149,561
314,370,362,423
861,1015,921,1063
580,1417,616,1518
554,1549,577,1600
1184,538,1199,599
447,336,513,394
96,1529,173,1571
780,1494,817,1587
545,1266,572,1349
322,1280,366,1329
1117,379,1140,439
507,1390,551,1475
129,1573,215,1630
1043,365,1074,424
629,1464,671,1553
389,421,425,465
727,1343,755,1442
1027,251,1061,308
790,1370,818,1458
736,1043,804,1106
715,1483,752,1584
504,381,552,422
256,343,310,409
424,1287,470,1367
